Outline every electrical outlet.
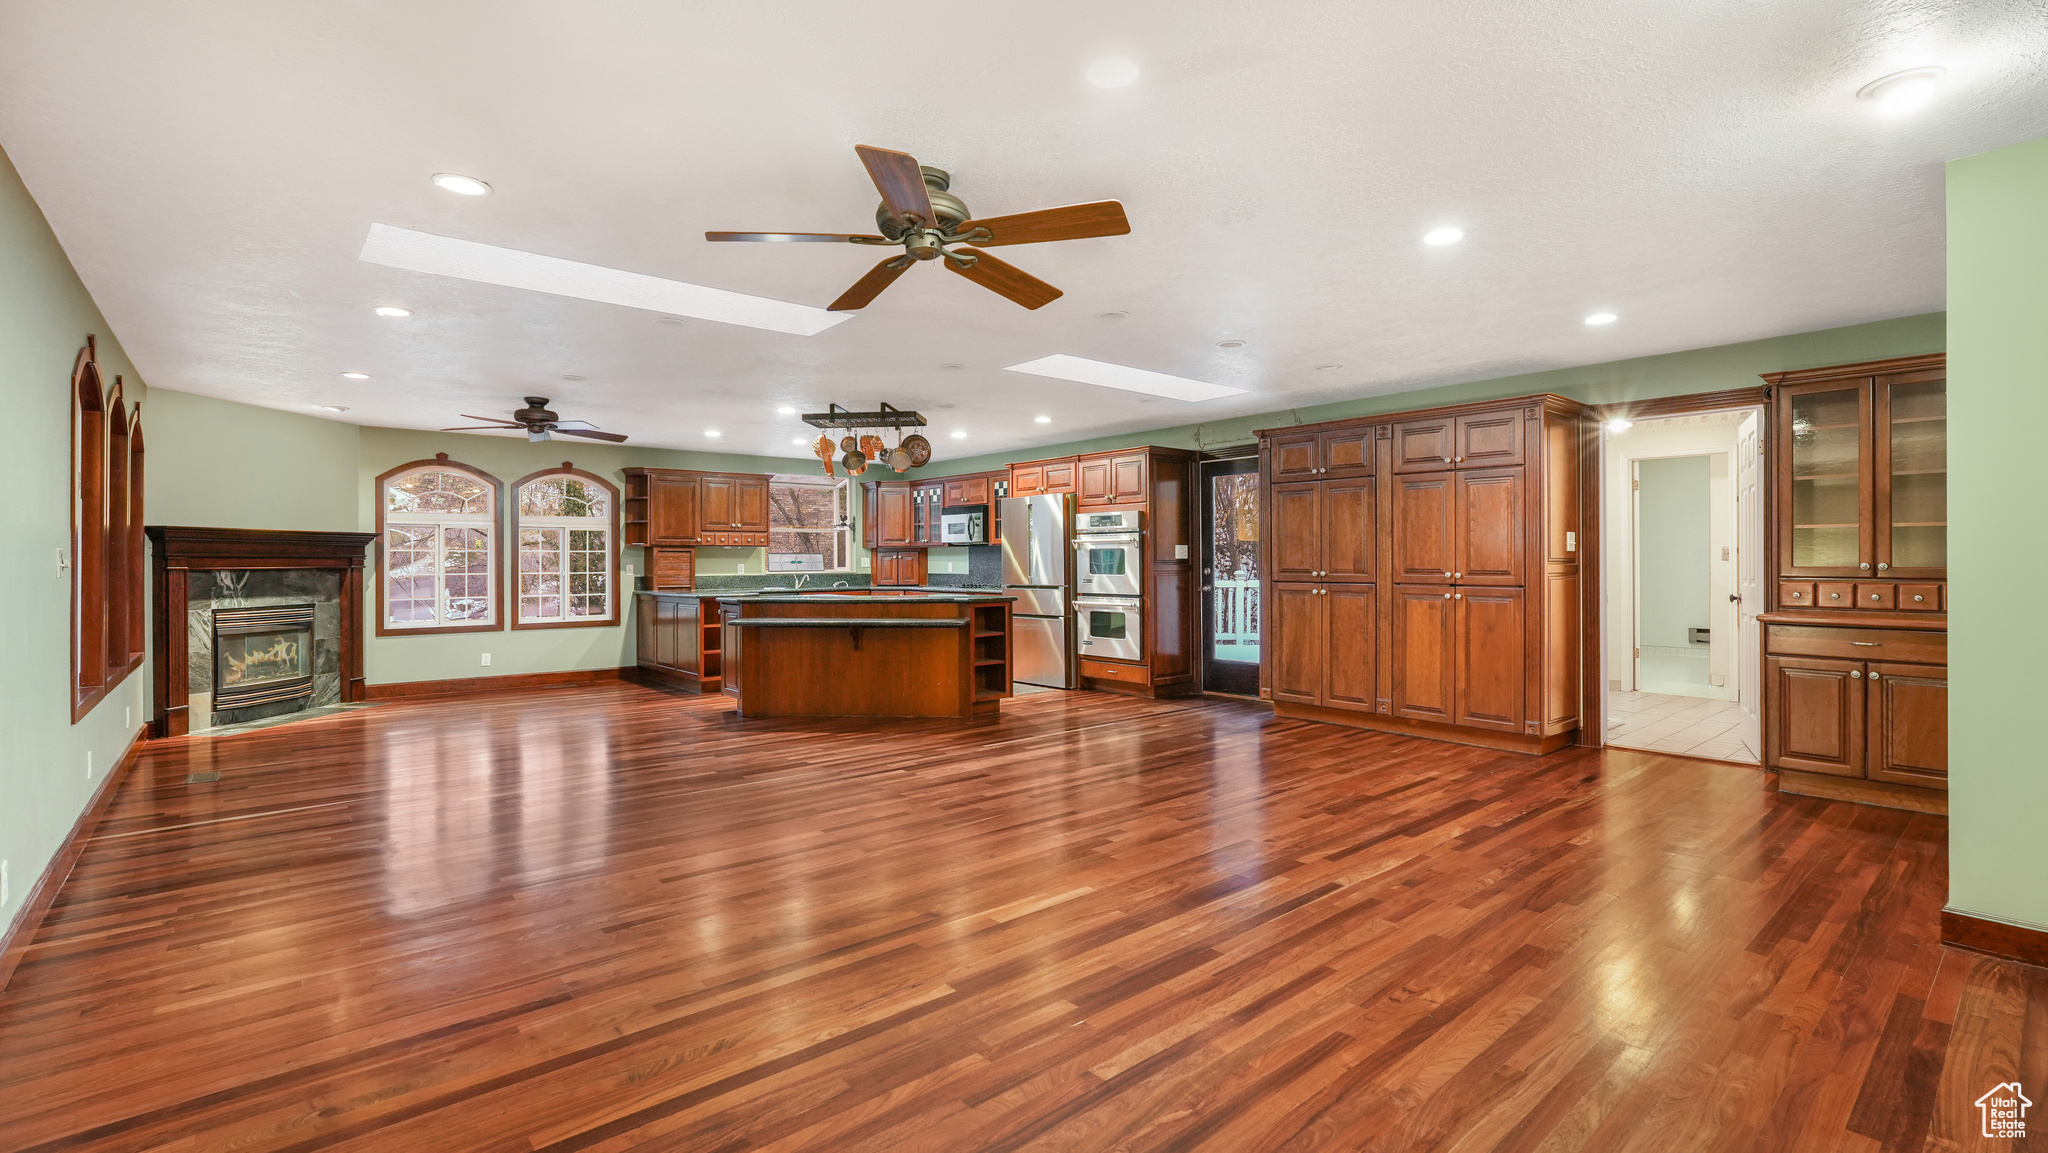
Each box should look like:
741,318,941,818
481,653,492,667
1,860,9,907
624,564,636,578
126,706,132,728
86,750,94,780
737,562,746,574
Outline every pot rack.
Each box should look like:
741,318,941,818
800,402,927,430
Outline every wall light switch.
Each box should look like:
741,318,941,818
86,750,94,780
1175,545,1189,560
1565,531,1577,553
126,706,132,728
1,860,9,908
56,547,69,570
624,564,636,578
480,653,491,667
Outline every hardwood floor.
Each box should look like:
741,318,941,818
0,683,2037,1152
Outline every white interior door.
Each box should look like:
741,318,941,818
1734,411,1763,757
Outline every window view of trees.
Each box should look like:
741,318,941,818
1210,472,1261,663
768,476,850,571
513,469,617,628
376,455,500,634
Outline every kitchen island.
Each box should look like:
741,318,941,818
634,588,1012,718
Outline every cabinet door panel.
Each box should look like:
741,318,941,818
1268,584,1322,706
1043,461,1077,493
1868,662,1947,789
1322,477,1376,582
1320,428,1375,478
1392,473,1456,582
1765,655,1864,776
649,474,699,545
1078,459,1112,505
875,485,914,546
1323,585,1377,713
1012,465,1045,495
700,476,737,529
1270,433,1320,480
1111,454,1146,501
735,478,768,531
1393,418,1455,473
1455,468,1525,585
1874,369,1946,580
1269,483,1323,582
1456,410,1525,468
1776,379,1873,578
1391,585,1456,722
1455,588,1525,732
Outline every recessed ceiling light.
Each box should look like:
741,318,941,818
1423,226,1465,246
431,173,491,196
1006,354,1249,403
1098,311,1128,320
939,363,964,370
1858,66,1945,115
704,430,721,438
372,306,411,318
1216,339,1247,349
951,429,967,439
561,374,585,382
792,437,807,445
1315,363,1342,371
1606,419,1634,433
1034,415,1052,423
1086,57,1140,88
340,371,370,380
777,405,796,414
358,224,850,337
1584,312,1618,326
319,405,350,412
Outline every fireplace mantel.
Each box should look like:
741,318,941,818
146,527,377,737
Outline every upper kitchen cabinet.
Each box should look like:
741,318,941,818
1010,458,1077,496
1392,411,1526,473
1077,451,1147,507
1269,427,1380,481
624,468,771,549
1764,355,1945,585
863,481,916,548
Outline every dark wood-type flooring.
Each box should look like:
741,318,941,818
1,683,2041,1152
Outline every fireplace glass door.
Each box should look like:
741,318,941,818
213,604,316,710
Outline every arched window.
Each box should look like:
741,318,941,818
376,454,502,635
68,337,144,723
511,465,619,629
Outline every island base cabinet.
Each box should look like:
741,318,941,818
1268,583,1377,713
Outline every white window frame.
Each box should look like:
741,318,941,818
767,474,853,573
511,467,619,629
376,456,501,635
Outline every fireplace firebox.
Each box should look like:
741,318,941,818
212,604,316,710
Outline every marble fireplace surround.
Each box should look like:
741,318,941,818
146,527,377,738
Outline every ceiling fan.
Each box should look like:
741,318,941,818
441,397,627,443
707,145,1130,312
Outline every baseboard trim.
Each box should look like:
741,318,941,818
364,667,630,701
1775,769,1948,815
1941,909,2048,968
1270,702,1576,755
0,723,149,996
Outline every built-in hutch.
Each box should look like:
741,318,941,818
1256,395,1595,753
1759,354,1947,810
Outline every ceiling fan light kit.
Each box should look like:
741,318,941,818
707,144,1131,312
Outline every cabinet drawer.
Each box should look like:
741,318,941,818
1855,583,1895,610
1897,583,1942,611
1816,581,1855,608
1080,657,1148,684
1766,625,1946,664
1778,581,1816,608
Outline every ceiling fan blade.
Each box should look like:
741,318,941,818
441,425,523,432
549,419,599,431
855,145,935,227
457,415,523,426
956,201,1130,247
557,428,629,442
705,231,890,244
828,255,913,312
945,247,1063,310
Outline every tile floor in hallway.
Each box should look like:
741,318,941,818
1607,689,1758,763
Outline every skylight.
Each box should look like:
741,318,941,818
1003,354,1247,402
357,224,852,337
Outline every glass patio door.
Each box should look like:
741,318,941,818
1201,457,1262,694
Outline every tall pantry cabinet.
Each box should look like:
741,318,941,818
1258,394,1594,753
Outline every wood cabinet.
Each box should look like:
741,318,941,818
1260,395,1589,753
942,476,991,506
650,547,695,591
864,482,915,548
873,548,926,586
1077,451,1146,507
1010,458,1077,496
635,592,725,692
1759,355,1947,812
624,468,771,549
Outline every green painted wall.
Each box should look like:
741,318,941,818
1635,456,1712,650
147,390,361,531
1946,136,2048,931
933,313,1947,476
0,146,151,933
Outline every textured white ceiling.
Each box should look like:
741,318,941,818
2,1,2044,461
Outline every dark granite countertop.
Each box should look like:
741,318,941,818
638,585,1006,599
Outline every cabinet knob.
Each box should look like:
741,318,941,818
1792,591,1803,598
1454,592,1463,600
1870,672,1881,681
1913,594,1925,602
1443,456,1451,463
1830,593,1841,600
1877,561,1889,571
1454,455,1464,463
1859,562,1871,571
1870,593,1881,601
1443,572,1452,578
1454,572,1462,579
1442,592,1452,599
1850,670,1862,679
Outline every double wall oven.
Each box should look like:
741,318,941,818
1074,510,1143,597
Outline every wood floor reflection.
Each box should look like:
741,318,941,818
0,683,2037,1152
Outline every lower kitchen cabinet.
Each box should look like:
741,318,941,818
1391,585,1456,722
1765,655,1863,776
1455,587,1525,732
1269,583,1377,713
1762,622,1948,795
1867,662,1948,788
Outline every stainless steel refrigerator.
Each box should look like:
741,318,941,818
1000,493,1075,688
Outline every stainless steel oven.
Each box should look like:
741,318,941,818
1074,532,1142,596
1074,596,1142,663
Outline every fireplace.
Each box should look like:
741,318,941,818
212,604,316,710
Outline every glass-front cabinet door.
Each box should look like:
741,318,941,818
1779,380,1871,577
1875,368,1946,578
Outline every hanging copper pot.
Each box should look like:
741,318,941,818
840,435,858,453
859,433,885,460
901,434,932,468
841,448,868,476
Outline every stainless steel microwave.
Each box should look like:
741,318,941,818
940,509,986,544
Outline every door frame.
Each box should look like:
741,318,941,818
1198,451,1263,696
1589,391,1768,754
